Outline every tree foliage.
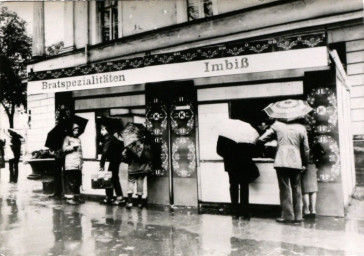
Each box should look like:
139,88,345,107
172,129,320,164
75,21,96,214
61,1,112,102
0,7,31,128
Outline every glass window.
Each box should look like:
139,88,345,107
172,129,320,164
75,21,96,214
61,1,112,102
99,0,119,42
187,0,214,21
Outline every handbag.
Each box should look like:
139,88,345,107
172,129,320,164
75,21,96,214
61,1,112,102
91,171,113,189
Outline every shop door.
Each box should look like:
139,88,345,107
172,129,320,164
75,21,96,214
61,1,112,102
145,82,198,207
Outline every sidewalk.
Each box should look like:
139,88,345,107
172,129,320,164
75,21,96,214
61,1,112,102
0,163,364,256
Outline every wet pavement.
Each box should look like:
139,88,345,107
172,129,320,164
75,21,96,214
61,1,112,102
1,164,364,256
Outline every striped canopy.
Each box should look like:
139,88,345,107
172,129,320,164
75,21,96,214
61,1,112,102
263,99,313,122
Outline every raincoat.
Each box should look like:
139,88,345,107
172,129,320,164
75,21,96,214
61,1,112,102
259,121,309,170
62,136,83,171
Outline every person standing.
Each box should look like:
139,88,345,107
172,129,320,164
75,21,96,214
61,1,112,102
217,136,259,220
62,123,83,205
123,140,152,209
49,149,65,199
99,124,125,205
9,134,21,183
0,139,5,170
302,143,323,218
259,120,310,223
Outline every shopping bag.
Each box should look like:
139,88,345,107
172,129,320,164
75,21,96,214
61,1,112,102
91,171,113,189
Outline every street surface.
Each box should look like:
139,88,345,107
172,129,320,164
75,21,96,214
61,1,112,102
0,163,364,256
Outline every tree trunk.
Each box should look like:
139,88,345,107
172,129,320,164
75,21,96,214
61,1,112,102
8,113,14,128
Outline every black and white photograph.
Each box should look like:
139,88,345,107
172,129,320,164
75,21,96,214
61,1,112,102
0,0,364,255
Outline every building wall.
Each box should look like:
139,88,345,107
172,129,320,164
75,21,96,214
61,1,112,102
26,94,55,153
74,2,88,49
121,0,177,37
328,23,364,136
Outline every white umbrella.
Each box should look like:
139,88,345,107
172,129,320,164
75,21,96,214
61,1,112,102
263,99,313,122
217,119,259,144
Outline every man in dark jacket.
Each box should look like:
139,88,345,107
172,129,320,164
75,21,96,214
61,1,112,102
100,124,125,205
217,136,259,219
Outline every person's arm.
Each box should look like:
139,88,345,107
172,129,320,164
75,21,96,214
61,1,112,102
62,136,74,153
258,127,276,144
100,136,111,169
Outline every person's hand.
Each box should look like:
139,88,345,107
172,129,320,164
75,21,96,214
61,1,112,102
122,150,127,158
301,166,307,173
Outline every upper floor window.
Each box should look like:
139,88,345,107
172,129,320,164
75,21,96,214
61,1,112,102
187,0,215,21
99,0,119,42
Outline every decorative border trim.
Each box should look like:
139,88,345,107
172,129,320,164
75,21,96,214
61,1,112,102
29,33,325,81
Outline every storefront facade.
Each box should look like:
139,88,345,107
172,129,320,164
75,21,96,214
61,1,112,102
26,0,363,217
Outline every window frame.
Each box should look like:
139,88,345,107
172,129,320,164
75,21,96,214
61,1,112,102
98,0,119,42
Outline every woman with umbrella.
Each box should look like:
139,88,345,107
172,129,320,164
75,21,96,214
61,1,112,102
258,99,312,224
216,119,260,220
46,115,88,201
62,122,84,205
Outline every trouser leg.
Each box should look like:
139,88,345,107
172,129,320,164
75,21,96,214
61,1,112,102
74,170,82,195
111,162,123,197
136,175,145,196
13,161,18,183
127,174,136,194
54,158,63,195
65,170,80,198
9,159,14,182
239,181,250,217
276,168,294,221
228,172,239,216
290,170,302,220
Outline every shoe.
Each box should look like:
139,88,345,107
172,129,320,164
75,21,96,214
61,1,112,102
126,202,133,209
66,199,79,205
75,196,85,204
310,213,317,219
276,218,294,224
113,199,126,206
294,219,303,224
102,197,113,205
49,194,62,199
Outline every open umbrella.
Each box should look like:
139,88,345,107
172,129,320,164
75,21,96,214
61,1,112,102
121,123,147,148
45,115,88,150
217,119,259,144
263,99,313,122
7,129,24,140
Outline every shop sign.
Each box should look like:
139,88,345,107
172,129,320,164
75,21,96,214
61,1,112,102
28,47,328,95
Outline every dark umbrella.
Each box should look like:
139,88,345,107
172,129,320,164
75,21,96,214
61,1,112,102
7,129,24,140
45,115,88,150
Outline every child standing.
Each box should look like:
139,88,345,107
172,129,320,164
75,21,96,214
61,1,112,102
123,140,152,209
63,123,83,205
